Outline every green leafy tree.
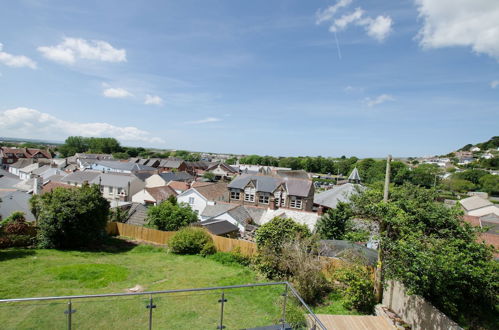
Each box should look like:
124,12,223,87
202,172,216,182
453,169,489,185
479,174,499,195
408,164,442,187
146,198,198,231
58,136,89,157
441,178,475,193
315,202,353,239
31,185,110,248
351,184,498,327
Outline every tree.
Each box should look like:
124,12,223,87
202,172,216,182
441,178,475,193
453,169,489,185
58,136,88,157
31,185,110,248
315,202,352,240
146,198,198,231
351,184,498,326
408,164,441,187
479,174,499,195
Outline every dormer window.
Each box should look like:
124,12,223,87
290,196,302,209
244,187,255,202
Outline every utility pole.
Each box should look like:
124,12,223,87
376,154,391,303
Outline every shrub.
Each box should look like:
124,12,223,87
31,184,110,249
169,227,214,255
0,213,36,248
315,202,353,240
208,249,251,266
0,211,27,227
200,241,216,257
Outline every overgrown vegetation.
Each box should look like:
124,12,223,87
30,184,110,248
352,184,499,328
0,212,36,248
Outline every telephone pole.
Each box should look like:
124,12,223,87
376,154,391,303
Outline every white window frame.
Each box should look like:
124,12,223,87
188,197,195,205
290,196,302,209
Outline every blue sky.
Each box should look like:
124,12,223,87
0,0,498,157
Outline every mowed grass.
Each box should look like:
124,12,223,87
0,238,286,329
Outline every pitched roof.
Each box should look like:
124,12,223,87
275,170,310,179
61,171,101,184
227,205,252,224
31,165,52,176
206,162,238,173
19,163,40,173
125,203,148,226
314,183,363,209
8,158,36,169
196,219,239,236
90,173,138,188
460,196,493,211
134,172,154,182
228,174,312,197
95,160,155,172
42,181,74,194
201,203,238,218
145,186,177,201
159,158,185,168
167,181,190,192
158,171,193,182
348,167,361,182
192,181,215,188
194,182,228,201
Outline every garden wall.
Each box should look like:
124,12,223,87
382,280,463,330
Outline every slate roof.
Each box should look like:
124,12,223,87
134,172,154,182
61,171,101,184
158,171,193,182
313,183,363,209
228,174,312,197
0,191,36,222
95,160,155,172
31,165,52,176
275,170,310,180
159,159,185,168
9,159,36,169
19,163,40,174
348,168,361,182
196,219,239,236
227,205,252,224
90,173,138,188
460,196,493,211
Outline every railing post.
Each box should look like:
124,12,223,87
64,299,76,330
146,295,156,330
217,291,227,329
280,284,288,329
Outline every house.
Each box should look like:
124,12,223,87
132,185,177,205
75,153,114,169
460,196,499,217
30,165,62,181
463,215,499,258
90,160,156,174
89,173,145,203
205,162,239,180
177,182,228,216
0,147,51,166
481,152,494,160
18,163,41,180
185,161,211,175
167,181,190,194
471,146,481,152
158,158,188,172
0,191,36,222
227,174,315,212
314,183,363,214
61,171,101,186
7,159,36,176
145,172,193,188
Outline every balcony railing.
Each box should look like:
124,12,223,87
0,282,326,330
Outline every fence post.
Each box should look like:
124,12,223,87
217,291,227,329
280,284,288,329
146,295,156,330
64,299,76,330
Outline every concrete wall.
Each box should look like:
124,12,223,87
382,281,462,330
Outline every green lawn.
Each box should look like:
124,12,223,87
0,239,286,329
0,238,354,329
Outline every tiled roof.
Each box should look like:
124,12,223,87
42,181,74,194
145,186,177,201
167,181,190,192
158,171,193,182
194,182,228,201
201,203,238,218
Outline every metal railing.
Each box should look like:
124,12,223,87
0,282,327,330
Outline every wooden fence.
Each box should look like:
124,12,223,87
106,222,257,256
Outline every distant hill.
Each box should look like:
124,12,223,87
458,136,499,152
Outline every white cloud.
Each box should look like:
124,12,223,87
144,94,164,106
37,37,126,64
316,0,353,24
0,107,163,144
316,1,393,42
491,80,499,88
365,15,393,42
415,0,499,60
186,117,221,125
364,94,395,107
0,43,37,69
102,87,133,98
344,85,363,93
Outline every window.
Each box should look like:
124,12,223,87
230,191,240,200
117,188,123,195
244,187,255,202
290,196,302,209
274,190,286,207
109,186,113,193
258,194,269,204
189,197,195,205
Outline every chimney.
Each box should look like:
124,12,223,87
33,176,42,195
317,206,324,216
